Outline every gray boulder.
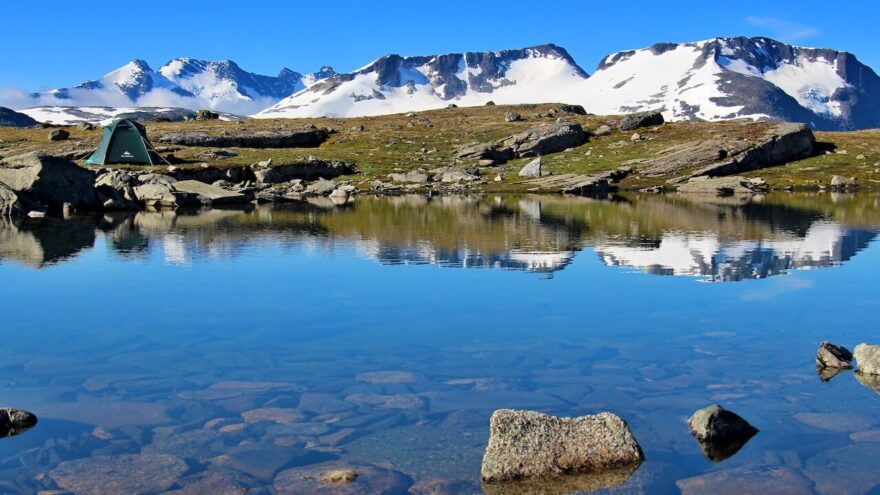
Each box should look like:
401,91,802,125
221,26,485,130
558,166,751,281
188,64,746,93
48,129,70,141
618,111,664,131
551,104,588,116
389,170,429,185
95,170,138,210
456,122,587,164
593,124,613,137
688,405,758,444
133,183,199,209
677,176,767,196
855,344,880,375
518,157,542,178
76,122,96,131
480,409,643,483
0,182,22,217
0,407,37,438
195,110,220,121
504,112,523,123
830,175,858,190
816,341,854,369
0,152,98,211
253,160,357,183
304,179,337,196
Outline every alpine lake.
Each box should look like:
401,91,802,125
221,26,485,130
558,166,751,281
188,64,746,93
1,191,880,494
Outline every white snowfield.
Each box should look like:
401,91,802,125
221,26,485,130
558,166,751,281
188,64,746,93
19,106,240,126
9,37,865,126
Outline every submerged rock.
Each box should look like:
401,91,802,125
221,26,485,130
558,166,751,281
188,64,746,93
0,407,37,438
50,453,187,495
855,343,880,375
688,404,758,444
274,461,412,494
480,409,643,483
320,469,359,484
677,465,813,495
816,341,854,369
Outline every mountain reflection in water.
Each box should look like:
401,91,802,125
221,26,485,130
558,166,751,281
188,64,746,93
0,193,877,281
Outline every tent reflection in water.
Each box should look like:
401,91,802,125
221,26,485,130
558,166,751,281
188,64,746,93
85,119,168,165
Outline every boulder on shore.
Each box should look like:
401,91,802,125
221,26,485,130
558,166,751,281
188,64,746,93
816,341,854,370
677,176,767,196
253,160,357,183
855,344,880,375
0,152,98,211
0,407,37,438
518,157,542,178
480,409,643,483
172,180,248,206
456,122,587,164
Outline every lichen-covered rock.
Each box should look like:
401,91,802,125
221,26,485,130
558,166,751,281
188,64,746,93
816,341,854,369
480,409,643,483
0,407,37,438
688,404,758,443
855,343,880,375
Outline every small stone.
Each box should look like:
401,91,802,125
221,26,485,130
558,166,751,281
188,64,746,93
631,133,642,141
856,344,880,375
320,469,359,484
688,404,758,443
494,175,502,182
816,341,854,369
857,154,866,160
504,112,522,123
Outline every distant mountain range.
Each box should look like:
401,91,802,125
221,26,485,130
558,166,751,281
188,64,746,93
10,37,880,130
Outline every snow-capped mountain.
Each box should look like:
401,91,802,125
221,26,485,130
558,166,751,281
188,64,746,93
24,59,335,116
7,37,880,129
579,37,880,130
256,44,588,119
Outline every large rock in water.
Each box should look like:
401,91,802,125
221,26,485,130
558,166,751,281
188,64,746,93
253,160,358,183
688,405,758,462
0,407,37,438
158,128,332,148
617,110,664,131
855,344,880,375
0,107,39,127
643,122,814,180
456,122,587,164
0,152,98,211
480,409,643,483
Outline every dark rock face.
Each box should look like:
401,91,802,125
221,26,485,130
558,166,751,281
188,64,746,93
0,408,37,438
618,111,664,131
641,122,814,180
817,341,854,369
158,128,332,148
0,107,39,127
195,110,220,120
688,405,758,462
457,122,588,164
481,409,643,483
253,160,358,183
0,152,98,211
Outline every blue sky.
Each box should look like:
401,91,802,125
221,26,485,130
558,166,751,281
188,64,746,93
1,0,877,90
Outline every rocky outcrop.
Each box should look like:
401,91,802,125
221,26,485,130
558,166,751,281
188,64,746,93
95,170,139,210
688,405,758,462
133,183,198,209
158,128,332,148
456,122,588,164
0,152,98,211
0,107,39,127
480,409,643,483
643,123,814,180
0,407,37,438
855,344,880,375
253,159,357,183
676,176,768,196
0,182,22,217
817,341,854,370
48,129,70,141
618,111,664,131
169,165,255,184
504,112,522,122
172,180,248,205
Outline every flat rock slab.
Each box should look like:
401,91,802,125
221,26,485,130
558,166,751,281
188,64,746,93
481,409,643,483
158,128,331,148
50,453,187,495
677,465,813,495
456,122,587,163
172,180,248,205
676,176,767,196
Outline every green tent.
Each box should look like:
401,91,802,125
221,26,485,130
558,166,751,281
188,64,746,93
86,119,167,165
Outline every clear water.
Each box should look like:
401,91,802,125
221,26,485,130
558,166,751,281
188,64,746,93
1,193,880,494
